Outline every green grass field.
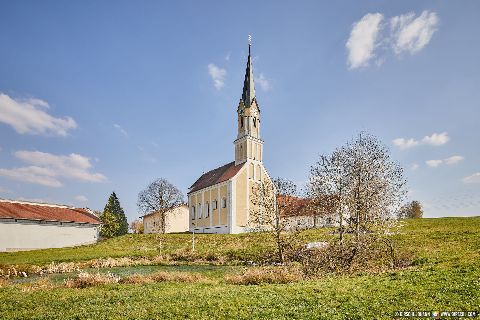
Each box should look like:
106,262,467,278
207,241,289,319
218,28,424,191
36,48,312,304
1,217,479,319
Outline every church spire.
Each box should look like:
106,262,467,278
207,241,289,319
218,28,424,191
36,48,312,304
241,38,256,107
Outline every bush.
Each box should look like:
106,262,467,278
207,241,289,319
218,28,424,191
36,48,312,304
298,235,408,277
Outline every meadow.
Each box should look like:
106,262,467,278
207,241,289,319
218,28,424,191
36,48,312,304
0,217,479,319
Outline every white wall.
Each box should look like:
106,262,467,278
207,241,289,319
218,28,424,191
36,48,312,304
0,219,99,252
143,206,189,234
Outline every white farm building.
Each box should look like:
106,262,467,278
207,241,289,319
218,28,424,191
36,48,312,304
0,199,101,252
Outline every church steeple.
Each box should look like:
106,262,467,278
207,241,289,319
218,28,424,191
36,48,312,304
241,44,256,107
235,38,263,165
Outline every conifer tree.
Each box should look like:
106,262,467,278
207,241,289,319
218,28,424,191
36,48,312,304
103,192,128,236
100,210,120,238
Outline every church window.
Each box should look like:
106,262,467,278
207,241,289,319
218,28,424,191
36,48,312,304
241,117,244,128
253,118,256,127
222,197,227,208
213,200,218,210
198,203,202,218
249,163,254,179
191,206,196,219
205,202,210,218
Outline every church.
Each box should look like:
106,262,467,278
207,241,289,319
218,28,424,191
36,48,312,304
188,43,273,234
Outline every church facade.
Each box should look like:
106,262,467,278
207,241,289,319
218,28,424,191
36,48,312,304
188,43,272,234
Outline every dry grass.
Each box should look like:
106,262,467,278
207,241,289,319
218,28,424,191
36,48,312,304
226,266,303,285
65,270,207,288
64,271,120,288
21,277,55,292
0,278,9,288
149,271,206,283
119,274,155,284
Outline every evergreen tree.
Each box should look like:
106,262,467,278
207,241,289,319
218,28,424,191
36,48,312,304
100,210,120,238
103,192,128,236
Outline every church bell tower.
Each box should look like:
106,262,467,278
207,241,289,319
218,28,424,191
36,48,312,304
234,42,263,166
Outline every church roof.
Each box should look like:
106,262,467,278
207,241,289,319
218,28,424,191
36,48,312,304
188,161,244,194
241,44,256,107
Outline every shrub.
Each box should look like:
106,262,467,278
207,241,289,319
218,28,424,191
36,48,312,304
298,235,407,277
226,267,303,285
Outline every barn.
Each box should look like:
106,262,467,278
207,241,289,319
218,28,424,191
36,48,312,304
0,199,101,252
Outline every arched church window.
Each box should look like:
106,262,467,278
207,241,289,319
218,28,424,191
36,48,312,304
205,202,210,218
191,206,196,219
253,118,256,127
241,117,244,128
198,203,202,218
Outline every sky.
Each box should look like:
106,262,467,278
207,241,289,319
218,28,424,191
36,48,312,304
0,1,479,221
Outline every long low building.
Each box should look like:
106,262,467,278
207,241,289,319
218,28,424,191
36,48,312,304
0,199,101,252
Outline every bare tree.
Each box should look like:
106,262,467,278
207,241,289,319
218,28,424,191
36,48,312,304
137,178,184,234
249,177,298,263
309,132,406,240
398,200,423,219
130,219,144,234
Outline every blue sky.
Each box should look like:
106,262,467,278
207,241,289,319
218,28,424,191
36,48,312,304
0,1,479,220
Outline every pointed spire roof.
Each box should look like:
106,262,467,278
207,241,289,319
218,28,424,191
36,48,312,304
241,43,256,107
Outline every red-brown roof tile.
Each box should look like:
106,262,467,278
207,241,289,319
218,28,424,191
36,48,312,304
0,200,101,224
189,161,244,194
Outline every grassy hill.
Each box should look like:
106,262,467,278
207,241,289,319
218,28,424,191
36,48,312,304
0,217,479,319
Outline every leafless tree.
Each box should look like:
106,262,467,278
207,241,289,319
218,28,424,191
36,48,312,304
130,219,144,234
398,200,423,219
249,177,299,263
308,132,407,241
137,178,184,234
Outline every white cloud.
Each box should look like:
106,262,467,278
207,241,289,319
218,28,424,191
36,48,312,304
391,11,439,55
255,73,271,91
426,159,443,167
422,132,449,146
113,124,129,138
393,132,449,149
392,138,419,149
74,195,88,202
207,63,227,90
346,13,384,69
0,166,62,187
346,11,439,69
0,93,77,136
411,163,420,170
426,155,464,168
463,172,480,184
0,151,106,187
444,155,464,165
